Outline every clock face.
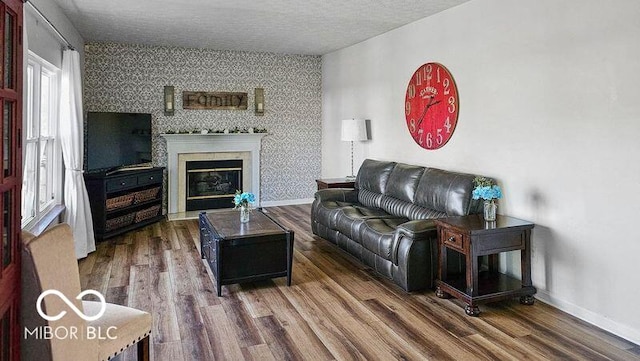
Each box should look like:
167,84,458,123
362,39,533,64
405,62,459,150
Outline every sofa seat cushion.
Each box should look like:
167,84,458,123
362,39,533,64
334,206,395,239
359,218,409,260
314,200,357,229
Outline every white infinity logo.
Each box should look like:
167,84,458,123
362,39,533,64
36,289,107,322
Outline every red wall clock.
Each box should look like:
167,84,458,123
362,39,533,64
405,62,459,150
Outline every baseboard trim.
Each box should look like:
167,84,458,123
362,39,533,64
535,289,640,345
261,198,314,207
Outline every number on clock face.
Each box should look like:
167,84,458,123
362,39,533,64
404,62,459,150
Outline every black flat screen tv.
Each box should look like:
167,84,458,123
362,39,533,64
85,112,152,173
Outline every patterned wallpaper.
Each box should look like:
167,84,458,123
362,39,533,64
83,43,322,202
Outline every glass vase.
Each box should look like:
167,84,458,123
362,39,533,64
240,205,250,223
483,200,497,222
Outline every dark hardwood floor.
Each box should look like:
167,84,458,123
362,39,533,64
78,204,640,361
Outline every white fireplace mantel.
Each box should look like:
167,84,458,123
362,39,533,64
161,133,266,216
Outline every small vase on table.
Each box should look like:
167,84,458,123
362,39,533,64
240,205,250,223
472,176,502,223
234,191,256,223
483,199,497,222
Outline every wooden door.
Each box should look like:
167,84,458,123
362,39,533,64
0,0,22,360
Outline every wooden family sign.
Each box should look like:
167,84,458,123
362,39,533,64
182,91,248,110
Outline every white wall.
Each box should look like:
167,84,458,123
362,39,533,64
26,0,84,66
322,0,640,343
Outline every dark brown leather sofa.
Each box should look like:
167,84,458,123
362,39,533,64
311,159,484,292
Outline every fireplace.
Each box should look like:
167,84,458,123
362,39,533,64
186,159,242,211
161,133,265,219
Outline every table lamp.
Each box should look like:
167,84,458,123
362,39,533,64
341,118,368,179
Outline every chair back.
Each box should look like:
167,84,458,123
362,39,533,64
21,224,98,360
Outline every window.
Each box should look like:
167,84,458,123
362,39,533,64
21,53,62,228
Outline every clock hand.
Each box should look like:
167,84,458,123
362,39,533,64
415,96,441,129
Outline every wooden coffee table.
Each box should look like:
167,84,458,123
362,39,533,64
199,209,294,296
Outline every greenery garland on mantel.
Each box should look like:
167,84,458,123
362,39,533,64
164,127,267,135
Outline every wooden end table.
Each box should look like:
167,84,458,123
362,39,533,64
315,178,355,190
434,214,536,316
199,209,294,296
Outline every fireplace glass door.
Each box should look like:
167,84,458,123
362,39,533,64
186,159,242,211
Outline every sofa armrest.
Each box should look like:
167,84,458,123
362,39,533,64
391,220,437,265
395,219,437,240
389,220,439,291
313,188,359,203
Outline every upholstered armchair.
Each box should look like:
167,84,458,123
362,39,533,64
21,224,152,361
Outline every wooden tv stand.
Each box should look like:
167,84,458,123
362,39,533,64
84,167,165,240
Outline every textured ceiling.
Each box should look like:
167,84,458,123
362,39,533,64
51,0,471,55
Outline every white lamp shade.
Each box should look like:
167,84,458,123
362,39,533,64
341,118,367,141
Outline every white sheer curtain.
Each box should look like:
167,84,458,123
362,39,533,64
59,49,96,258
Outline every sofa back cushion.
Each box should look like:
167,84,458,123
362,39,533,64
414,168,477,216
385,163,425,202
356,159,396,208
380,196,446,220
375,163,430,219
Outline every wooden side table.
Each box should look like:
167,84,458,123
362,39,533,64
315,177,355,190
434,215,536,316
